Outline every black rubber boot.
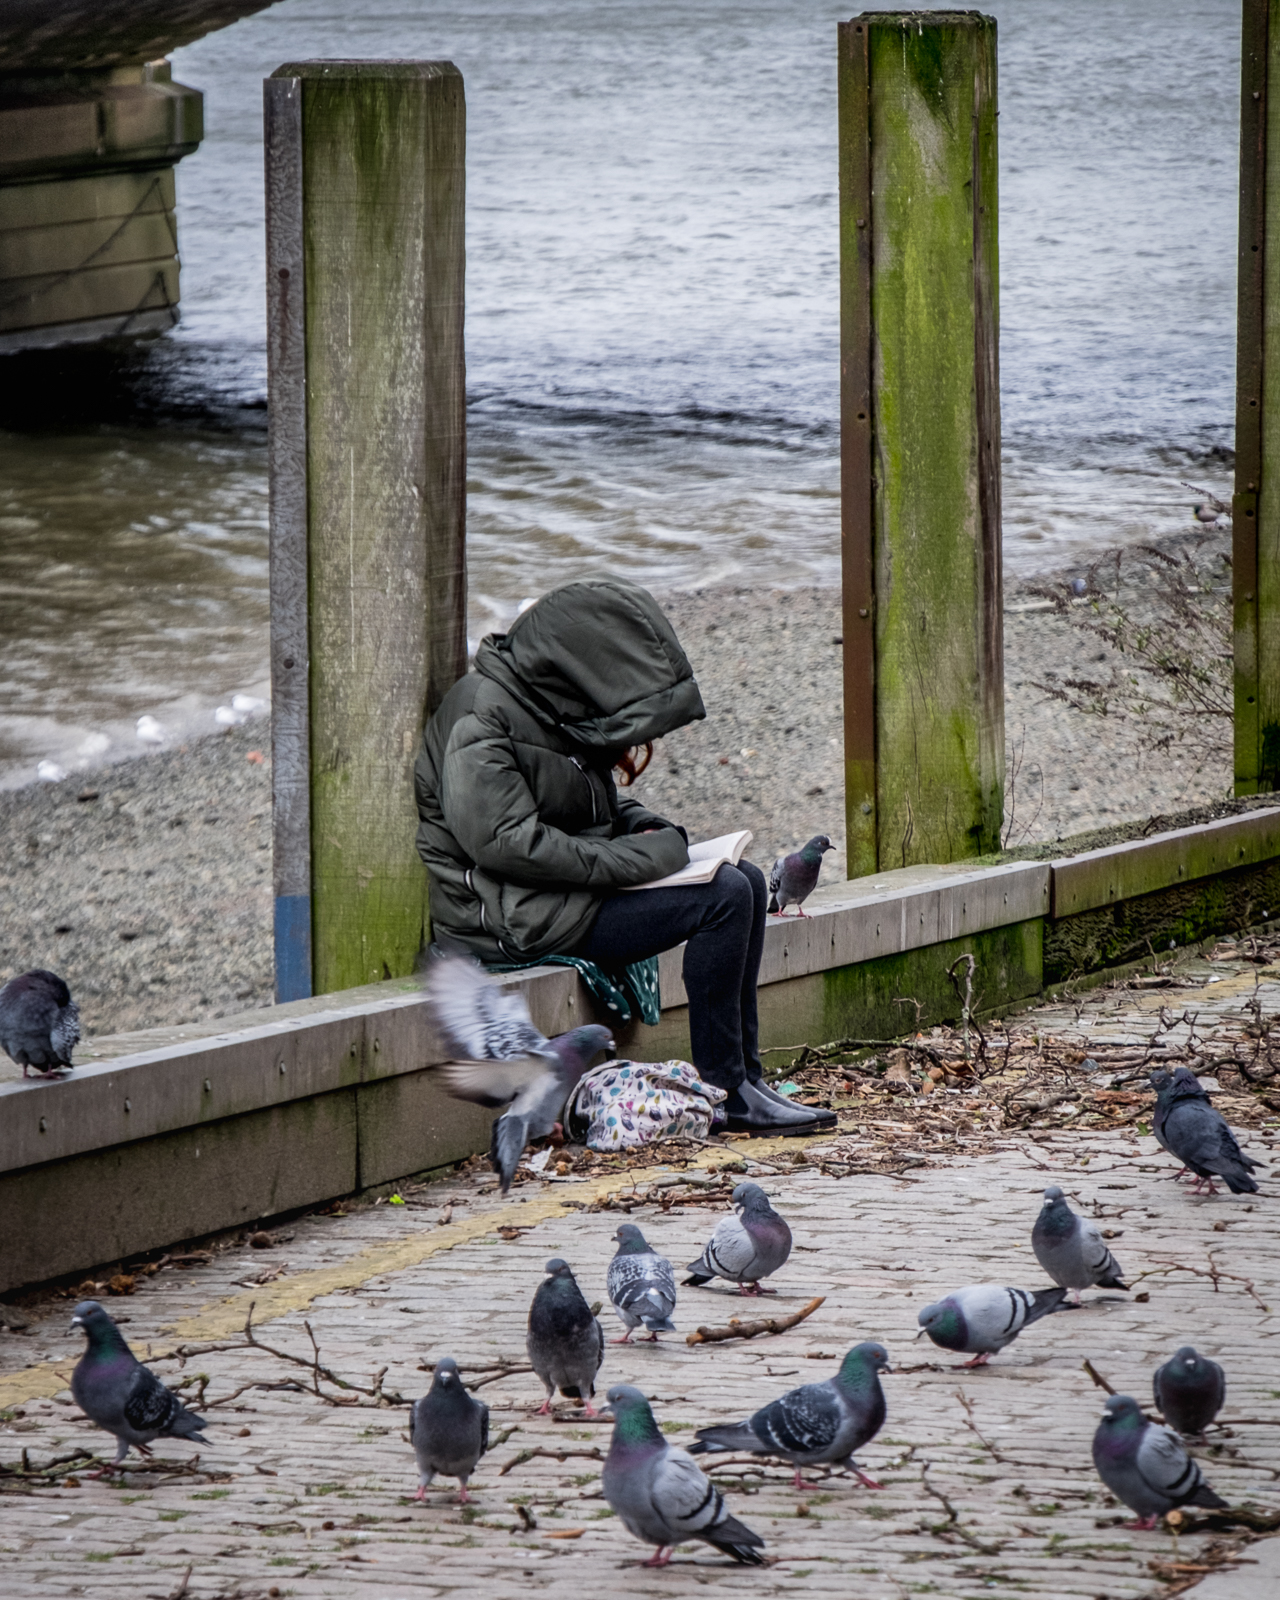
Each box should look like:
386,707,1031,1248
722,1079,826,1136
747,1076,836,1127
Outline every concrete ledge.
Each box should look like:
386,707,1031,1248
3,812,1279,1293
1050,807,1280,917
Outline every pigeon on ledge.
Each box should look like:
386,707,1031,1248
689,1341,890,1489
768,834,834,917
70,1300,209,1470
410,1356,489,1503
602,1385,765,1567
916,1284,1068,1366
0,969,80,1077
1031,1185,1129,1303
425,954,614,1193
1150,1067,1260,1194
1153,1347,1226,1438
527,1258,604,1415
607,1223,677,1342
1092,1394,1227,1529
684,1182,792,1295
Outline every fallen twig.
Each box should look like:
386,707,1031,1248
686,1295,824,1345
498,1445,604,1478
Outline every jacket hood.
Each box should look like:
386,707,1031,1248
474,578,705,749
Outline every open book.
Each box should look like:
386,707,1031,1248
622,829,753,892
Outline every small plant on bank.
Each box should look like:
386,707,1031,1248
1029,539,1232,772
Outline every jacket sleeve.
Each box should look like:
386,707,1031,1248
615,795,687,841
440,715,689,889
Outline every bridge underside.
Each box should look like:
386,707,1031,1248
0,1,278,352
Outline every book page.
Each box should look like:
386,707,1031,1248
622,830,753,891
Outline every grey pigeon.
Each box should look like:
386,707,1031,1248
410,1356,489,1502
608,1223,677,1342
601,1384,765,1567
768,834,834,917
1092,1393,1227,1528
1031,1186,1128,1303
526,1257,604,1415
689,1341,890,1490
1153,1346,1226,1437
70,1300,209,1469
685,1182,792,1295
916,1284,1068,1366
1150,1067,1260,1195
426,954,613,1193
0,969,79,1077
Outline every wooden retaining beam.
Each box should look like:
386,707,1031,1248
265,61,468,1002
7,805,1280,1294
838,11,1004,875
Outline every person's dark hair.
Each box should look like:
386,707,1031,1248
614,742,653,786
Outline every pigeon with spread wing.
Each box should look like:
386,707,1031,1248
426,954,614,1193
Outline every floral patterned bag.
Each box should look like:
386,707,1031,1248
565,1059,728,1151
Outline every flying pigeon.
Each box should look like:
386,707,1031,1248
1031,1186,1129,1303
1153,1347,1226,1438
916,1284,1068,1366
425,954,614,1193
410,1356,489,1503
607,1223,677,1342
70,1300,209,1470
689,1341,890,1489
1092,1394,1227,1528
684,1182,792,1295
768,834,835,917
0,969,80,1077
601,1385,765,1567
1150,1067,1260,1194
527,1258,604,1415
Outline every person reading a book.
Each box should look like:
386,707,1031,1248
414,578,831,1135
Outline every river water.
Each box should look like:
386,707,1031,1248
0,0,1240,785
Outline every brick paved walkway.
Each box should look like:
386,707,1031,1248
1,974,1278,1598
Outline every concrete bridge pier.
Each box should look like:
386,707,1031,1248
0,60,200,350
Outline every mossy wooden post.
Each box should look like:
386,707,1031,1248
1234,0,1280,794
838,14,1003,874
264,62,467,999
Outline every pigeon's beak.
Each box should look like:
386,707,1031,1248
913,1327,927,1341
882,1361,894,1374
604,1042,617,1060
596,1403,615,1421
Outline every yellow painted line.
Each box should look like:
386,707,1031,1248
0,1136,813,1409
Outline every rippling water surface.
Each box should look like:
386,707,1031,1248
0,0,1240,783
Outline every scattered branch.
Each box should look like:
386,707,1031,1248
498,1445,604,1478
686,1295,825,1345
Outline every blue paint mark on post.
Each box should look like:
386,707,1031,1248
274,894,312,1001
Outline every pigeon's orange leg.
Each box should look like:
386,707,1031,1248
642,1547,674,1567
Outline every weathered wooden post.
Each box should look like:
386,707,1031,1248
1234,0,1279,794
265,62,467,1000
838,13,1003,874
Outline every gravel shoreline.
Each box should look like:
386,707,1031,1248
0,558,1239,1045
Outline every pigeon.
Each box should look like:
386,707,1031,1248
410,1356,489,1502
1150,1067,1260,1194
0,969,80,1077
1153,1347,1226,1437
767,834,835,917
1031,1186,1128,1303
135,715,166,746
1070,577,1088,596
1092,1394,1227,1529
601,1385,766,1567
684,1182,792,1295
70,1300,209,1469
527,1258,604,1415
916,1284,1069,1366
607,1223,677,1342
689,1341,890,1490
425,954,614,1193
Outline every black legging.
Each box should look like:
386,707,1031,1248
577,860,767,1093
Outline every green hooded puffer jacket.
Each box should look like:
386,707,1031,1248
414,579,707,962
